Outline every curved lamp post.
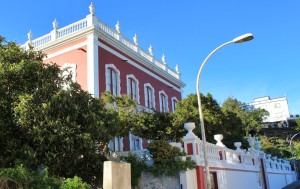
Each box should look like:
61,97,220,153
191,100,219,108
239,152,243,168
196,33,254,189
290,132,300,172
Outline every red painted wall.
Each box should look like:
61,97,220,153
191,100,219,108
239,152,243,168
98,41,182,111
44,38,88,90
196,166,206,189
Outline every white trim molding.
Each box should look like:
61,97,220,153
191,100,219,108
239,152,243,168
87,34,99,98
61,63,77,82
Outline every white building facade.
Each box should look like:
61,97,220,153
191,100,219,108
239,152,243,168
248,96,290,127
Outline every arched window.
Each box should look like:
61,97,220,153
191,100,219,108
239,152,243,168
171,97,178,112
159,90,168,112
144,83,155,109
105,64,120,96
60,63,77,89
126,74,139,103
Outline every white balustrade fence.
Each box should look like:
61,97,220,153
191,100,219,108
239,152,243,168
21,4,181,81
182,122,292,174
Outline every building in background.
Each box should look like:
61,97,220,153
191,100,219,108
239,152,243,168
247,96,290,128
21,3,185,152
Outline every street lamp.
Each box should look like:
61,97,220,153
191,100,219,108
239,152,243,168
196,33,254,189
290,132,300,173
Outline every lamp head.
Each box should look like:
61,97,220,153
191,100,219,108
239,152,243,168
232,33,254,43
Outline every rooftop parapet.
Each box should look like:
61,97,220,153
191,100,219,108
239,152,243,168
21,3,182,82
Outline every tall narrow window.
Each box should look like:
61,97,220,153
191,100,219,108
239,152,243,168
126,74,139,103
159,90,168,112
144,83,155,109
171,97,178,112
105,64,120,96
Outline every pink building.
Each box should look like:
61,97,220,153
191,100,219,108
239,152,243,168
22,3,185,152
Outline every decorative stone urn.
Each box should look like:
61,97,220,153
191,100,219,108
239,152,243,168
247,134,255,148
266,154,271,160
234,142,243,153
184,122,196,137
214,134,226,147
272,156,278,162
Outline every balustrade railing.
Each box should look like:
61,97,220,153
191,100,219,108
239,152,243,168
182,123,292,173
57,18,88,39
32,34,52,48
22,11,181,81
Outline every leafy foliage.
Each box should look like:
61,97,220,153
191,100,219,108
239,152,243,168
60,176,91,189
0,36,111,186
0,165,61,189
260,136,291,158
173,93,245,147
295,118,300,130
221,97,269,135
147,140,196,176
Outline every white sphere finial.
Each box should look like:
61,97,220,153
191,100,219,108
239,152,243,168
27,30,32,41
89,2,95,14
133,34,138,45
162,54,166,64
52,19,58,30
149,45,153,56
115,21,121,33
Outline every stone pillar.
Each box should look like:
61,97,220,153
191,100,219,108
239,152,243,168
179,169,198,189
103,161,131,189
182,122,201,165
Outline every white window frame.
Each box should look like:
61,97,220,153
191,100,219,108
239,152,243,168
105,64,121,96
60,63,77,89
144,83,155,110
171,97,178,112
126,74,140,104
159,90,168,112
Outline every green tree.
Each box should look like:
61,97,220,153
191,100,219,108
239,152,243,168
0,37,112,185
221,97,269,135
295,117,300,130
173,93,244,146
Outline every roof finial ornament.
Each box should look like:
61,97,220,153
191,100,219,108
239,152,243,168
133,34,138,45
148,45,153,56
89,2,95,15
27,30,32,42
115,21,121,33
162,54,167,65
52,19,58,30
175,64,180,73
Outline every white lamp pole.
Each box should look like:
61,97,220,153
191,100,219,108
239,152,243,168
196,33,254,189
290,132,300,172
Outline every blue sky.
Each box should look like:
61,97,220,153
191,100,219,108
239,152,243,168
1,1,300,114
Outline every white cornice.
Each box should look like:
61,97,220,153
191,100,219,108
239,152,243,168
95,29,185,88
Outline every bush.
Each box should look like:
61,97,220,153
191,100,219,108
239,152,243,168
147,140,196,176
60,176,91,189
0,165,61,189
